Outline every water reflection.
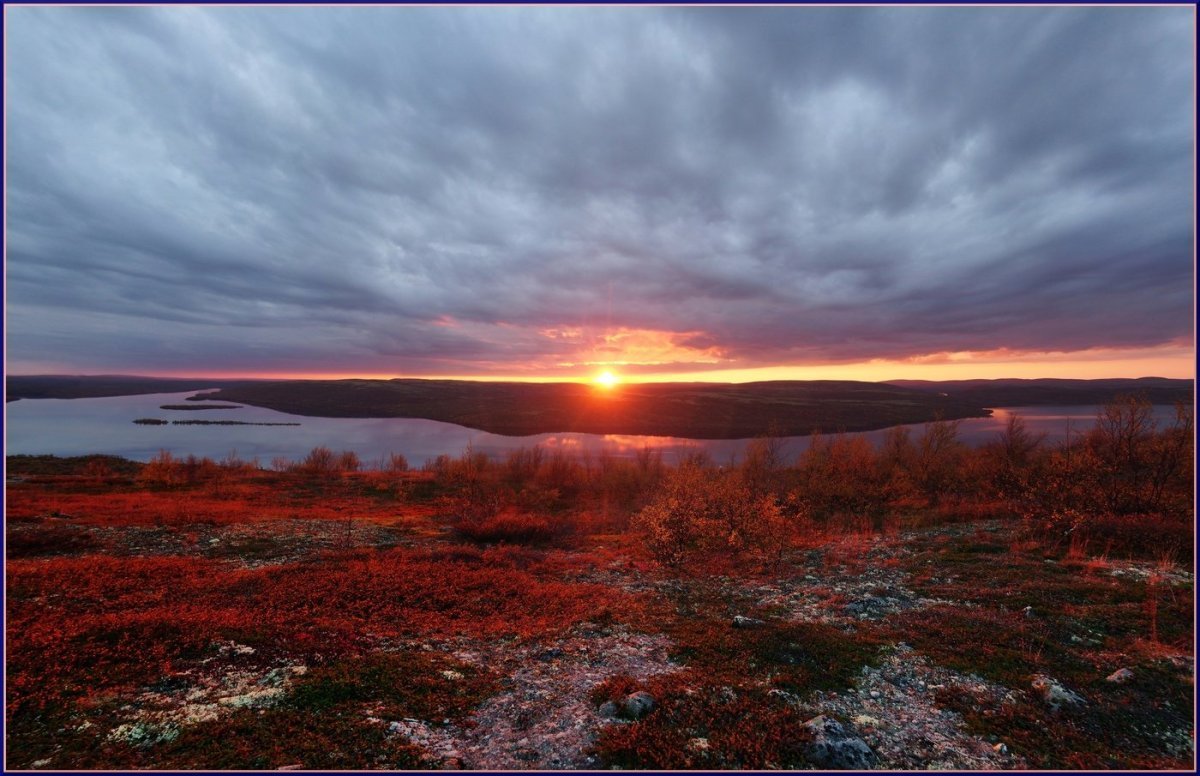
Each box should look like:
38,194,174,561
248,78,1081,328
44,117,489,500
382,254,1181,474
3,391,1183,467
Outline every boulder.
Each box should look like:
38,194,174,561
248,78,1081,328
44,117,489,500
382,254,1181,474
732,615,766,629
621,691,656,720
1106,667,1134,683
802,715,878,770
1031,675,1085,710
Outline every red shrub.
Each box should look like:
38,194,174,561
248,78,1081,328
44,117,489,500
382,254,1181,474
453,509,560,545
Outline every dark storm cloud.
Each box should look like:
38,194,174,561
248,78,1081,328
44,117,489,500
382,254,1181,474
5,6,1193,376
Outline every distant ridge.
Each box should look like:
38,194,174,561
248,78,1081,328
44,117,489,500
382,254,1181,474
886,377,1193,407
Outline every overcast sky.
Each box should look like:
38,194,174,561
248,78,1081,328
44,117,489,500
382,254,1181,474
5,6,1194,380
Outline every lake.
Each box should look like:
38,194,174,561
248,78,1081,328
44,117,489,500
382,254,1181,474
3,391,1184,468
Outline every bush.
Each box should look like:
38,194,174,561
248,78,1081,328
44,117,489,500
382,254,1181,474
384,452,409,473
298,447,362,476
302,446,337,474
634,463,787,566
137,450,184,486
453,509,559,545
794,433,888,520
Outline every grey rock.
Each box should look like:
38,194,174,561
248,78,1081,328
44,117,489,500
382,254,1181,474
802,715,879,770
1031,675,1085,710
1106,667,1134,683
621,691,656,720
732,615,766,629
844,598,879,617
597,701,619,718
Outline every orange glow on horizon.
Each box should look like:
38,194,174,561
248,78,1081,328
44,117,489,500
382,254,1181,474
58,343,1194,385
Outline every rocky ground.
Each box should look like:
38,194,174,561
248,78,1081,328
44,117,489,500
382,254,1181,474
5,471,1195,770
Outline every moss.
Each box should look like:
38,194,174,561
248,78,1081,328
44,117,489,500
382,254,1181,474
937,658,1192,769
286,650,498,722
666,618,886,694
890,605,1092,688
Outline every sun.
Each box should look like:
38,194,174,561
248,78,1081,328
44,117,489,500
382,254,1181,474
593,369,620,389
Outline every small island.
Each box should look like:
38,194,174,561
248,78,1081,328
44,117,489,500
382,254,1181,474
132,418,300,427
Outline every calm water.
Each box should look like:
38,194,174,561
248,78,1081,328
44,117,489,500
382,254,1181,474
2,391,1183,467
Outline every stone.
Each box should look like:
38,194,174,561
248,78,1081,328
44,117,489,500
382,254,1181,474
802,715,879,770
993,743,1008,754
1106,667,1134,683
597,701,619,718
621,691,657,720
1031,675,1085,710
107,722,180,748
844,598,877,617
732,615,766,629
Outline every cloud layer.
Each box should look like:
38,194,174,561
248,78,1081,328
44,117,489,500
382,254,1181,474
6,7,1194,377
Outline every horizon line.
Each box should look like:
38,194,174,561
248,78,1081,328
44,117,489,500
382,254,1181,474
5,371,1195,386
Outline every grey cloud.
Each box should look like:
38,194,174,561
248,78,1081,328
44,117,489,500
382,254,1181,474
5,6,1193,376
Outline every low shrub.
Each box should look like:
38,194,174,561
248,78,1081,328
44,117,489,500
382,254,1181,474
453,510,559,545
591,673,813,769
154,707,430,770
287,650,497,720
1026,512,1193,564
6,524,101,558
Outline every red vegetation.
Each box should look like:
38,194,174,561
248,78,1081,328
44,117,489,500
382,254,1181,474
3,396,1193,770
591,674,815,769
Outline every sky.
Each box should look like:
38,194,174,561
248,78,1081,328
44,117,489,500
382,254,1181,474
5,6,1195,383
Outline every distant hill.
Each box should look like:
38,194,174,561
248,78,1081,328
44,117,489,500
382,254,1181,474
184,378,992,439
886,377,1193,407
5,375,266,400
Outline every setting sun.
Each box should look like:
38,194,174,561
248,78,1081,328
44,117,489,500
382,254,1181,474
593,369,620,388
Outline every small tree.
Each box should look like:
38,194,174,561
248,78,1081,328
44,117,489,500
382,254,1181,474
337,450,361,473
302,446,337,475
138,450,184,486
984,413,1045,502
913,416,964,505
